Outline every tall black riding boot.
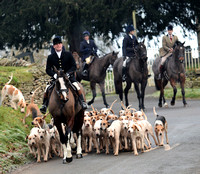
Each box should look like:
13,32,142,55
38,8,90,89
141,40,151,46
40,93,48,114
78,90,88,109
82,62,89,76
122,66,127,82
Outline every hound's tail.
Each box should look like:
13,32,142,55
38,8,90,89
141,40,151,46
5,73,13,85
153,107,158,117
30,86,40,103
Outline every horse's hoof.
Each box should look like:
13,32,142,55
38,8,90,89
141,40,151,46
66,157,73,163
105,104,110,108
184,103,187,107
63,159,67,164
158,103,162,107
76,154,83,159
170,101,175,106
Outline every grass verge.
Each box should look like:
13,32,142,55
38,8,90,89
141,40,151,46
152,88,200,99
0,66,33,89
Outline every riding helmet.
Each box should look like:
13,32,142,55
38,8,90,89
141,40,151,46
83,31,90,37
126,25,135,33
167,25,173,31
53,36,62,45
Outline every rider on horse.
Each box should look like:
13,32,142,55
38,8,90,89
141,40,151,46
122,25,138,82
80,31,98,76
159,25,178,77
40,36,88,114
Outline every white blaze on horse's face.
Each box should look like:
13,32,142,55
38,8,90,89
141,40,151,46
58,77,67,101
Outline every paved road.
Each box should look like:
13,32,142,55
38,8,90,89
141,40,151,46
12,89,200,174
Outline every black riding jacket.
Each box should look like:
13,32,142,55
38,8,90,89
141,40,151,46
46,51,77,82
122,34,138,58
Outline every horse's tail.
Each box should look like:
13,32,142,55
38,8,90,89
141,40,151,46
30,86,40,103
154,77,160,90
5,73,13,85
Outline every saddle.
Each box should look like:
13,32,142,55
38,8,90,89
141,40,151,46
85,56,95,65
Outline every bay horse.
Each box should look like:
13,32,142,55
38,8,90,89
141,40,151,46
113,41,148,110
75,51,119,108
152,41,187,107
48,68,85,163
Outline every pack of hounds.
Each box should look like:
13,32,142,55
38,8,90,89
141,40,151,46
1,74,169,163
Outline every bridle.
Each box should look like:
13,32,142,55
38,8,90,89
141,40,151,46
55,75,69,102
135,43,148,62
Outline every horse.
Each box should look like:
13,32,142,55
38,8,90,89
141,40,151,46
48,68,85,163
75,51,119,108
113,40,148,110
152,41,187,107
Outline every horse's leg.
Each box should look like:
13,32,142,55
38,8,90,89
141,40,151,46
158,80,164,107
124,81,132,107
99,81,109,108
141,79,147,110
88,82,96,105
170,79,177,106
54,120,68,164
63,128,73,163
114,79,123,101
163,79,168,107
180,73,187,106
133,82,142,110
76,131,83,159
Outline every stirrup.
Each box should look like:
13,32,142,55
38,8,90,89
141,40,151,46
82,70,88,76
81,101,88,109
122,75,127,82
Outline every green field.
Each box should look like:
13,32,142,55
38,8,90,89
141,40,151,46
152,87,200,99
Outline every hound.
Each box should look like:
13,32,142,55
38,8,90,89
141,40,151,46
107,120,122,156
27,127,41,162
23,87,42,124
94,119,103,153
1,73,26,112
82,116,97,152
49,126,63,157
153,107,169,146
37,128,51,162
31,114,51,130
100,119,110,154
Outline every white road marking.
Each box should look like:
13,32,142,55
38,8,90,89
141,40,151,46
164,143,180,151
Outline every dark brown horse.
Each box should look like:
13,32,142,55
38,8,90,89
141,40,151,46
113,41,148,110
152,41,187,107
75,51,119,108
48,68,85,163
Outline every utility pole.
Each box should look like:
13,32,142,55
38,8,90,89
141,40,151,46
132,10,137,38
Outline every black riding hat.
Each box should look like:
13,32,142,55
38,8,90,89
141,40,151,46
83,31,90,37
167,25,173,31
53,36,62,45
126,25,135,33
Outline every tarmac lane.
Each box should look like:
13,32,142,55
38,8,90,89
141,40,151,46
11,90,200,174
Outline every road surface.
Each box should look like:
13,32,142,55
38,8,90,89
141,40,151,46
12,89,200,174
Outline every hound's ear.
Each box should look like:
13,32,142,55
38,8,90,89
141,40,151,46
53,66,58,73
142,39,145,43
112,51,115,55
182,41,185,46
25,135,28,140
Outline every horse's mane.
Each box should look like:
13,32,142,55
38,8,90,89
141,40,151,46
173,41,184,49
99,52,112,59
